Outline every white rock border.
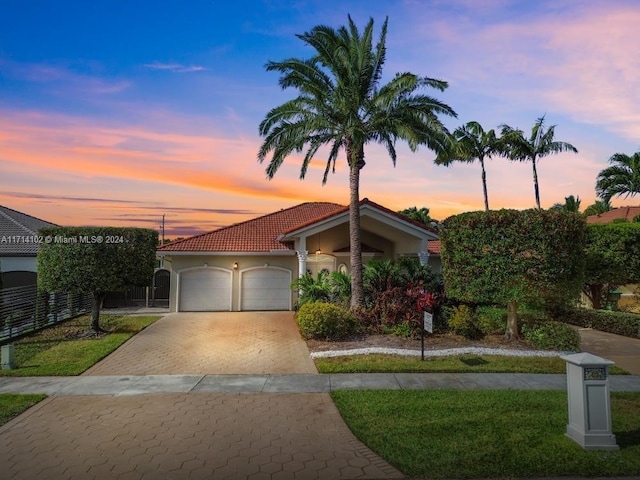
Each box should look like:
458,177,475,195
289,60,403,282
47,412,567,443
310,346,574,359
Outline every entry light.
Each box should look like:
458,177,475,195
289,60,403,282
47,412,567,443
233,262,238,270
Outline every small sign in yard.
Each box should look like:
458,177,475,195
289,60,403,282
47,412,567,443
423,311,433,334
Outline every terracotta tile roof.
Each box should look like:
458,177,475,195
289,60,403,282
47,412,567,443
0,205,57,256
586,206,640,224
158,199,441,254
158,202,344,252
282,198,439,235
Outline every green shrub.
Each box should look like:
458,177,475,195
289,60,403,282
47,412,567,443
521,321,580,351
476,306,507,336
382,322,413,338
565,309,640,339
448,305,483,339
296,302,357,340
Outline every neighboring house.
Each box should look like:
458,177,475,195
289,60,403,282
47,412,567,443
0,205,57,289
157,198,440,312
586,205,640,311
586,206,640,224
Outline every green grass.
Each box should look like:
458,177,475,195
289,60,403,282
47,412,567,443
0,314,160,376
332,390,640,479
315,353,629,374
0,394,47,425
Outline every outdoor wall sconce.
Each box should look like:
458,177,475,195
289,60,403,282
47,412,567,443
315,248,322,255
233,262,238,270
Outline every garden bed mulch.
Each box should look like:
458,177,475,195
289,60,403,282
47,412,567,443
305,332,535,353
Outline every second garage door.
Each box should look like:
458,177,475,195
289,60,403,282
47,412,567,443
240,267,291,311
179,268,232,311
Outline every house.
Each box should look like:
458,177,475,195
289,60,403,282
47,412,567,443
157,198,440,312
0,205,57,289
586,206,640,224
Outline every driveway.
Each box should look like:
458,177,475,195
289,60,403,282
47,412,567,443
83,312,318,375
1,311,403,479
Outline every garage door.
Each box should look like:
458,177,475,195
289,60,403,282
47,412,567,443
240,267,291,311
179,268,232,311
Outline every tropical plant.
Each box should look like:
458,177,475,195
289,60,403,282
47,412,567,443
595,151,640,202
399,206,438,227
257,16,456,309
435,121,507,210
550,195,581,212
501,116,578,209
291,271,332,308
583,199,612,217
292,270,352,308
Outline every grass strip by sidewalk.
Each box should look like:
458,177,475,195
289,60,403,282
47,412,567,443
0,394,47,426
0,314,161,376
332,389,640,479
316,353,629,374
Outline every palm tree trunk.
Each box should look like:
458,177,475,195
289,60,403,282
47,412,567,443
480,157,489,210
532,158,541,209
348,144,365,309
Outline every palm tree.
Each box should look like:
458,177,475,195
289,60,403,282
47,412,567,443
501,116,578,209
258,16,456,308
583,199,612,217
550,194,581,213
399,206,438,227
595,152,640,202
435,121,506,210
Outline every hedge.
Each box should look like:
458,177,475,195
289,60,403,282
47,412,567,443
564,309,640,340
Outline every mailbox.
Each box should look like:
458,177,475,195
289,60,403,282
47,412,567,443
560,352,618,450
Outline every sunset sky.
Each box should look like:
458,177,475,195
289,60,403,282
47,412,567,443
1,0,639,238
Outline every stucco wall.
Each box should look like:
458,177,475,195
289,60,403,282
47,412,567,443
166,254,298,312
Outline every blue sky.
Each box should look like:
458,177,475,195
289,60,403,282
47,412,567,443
1,0,638,236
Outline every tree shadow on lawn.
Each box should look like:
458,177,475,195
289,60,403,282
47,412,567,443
617,428,640,448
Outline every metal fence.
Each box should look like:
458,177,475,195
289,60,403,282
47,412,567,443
0,285,92,343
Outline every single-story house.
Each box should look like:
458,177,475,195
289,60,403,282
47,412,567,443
157,198,440,312
0,205,57,289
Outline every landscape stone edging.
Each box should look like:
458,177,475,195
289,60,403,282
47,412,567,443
310,346,573,358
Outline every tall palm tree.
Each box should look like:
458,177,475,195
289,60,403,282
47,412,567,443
258,16,456,308
435,121,505,210
595,152,640,202
501,116,578,209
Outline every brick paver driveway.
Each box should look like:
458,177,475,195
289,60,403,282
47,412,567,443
0,312,403,479
84,312,318,375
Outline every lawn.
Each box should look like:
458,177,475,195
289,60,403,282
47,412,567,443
0,314,161,376
315,353,629,374
0,394,48,425
332,389,640,479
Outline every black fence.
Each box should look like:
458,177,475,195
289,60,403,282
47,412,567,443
0,285,92,343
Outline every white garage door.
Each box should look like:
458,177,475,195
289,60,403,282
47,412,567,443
241,267,291,311
179,268,232,311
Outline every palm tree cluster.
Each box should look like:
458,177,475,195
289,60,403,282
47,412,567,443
435,116,578,211
258,15,640,315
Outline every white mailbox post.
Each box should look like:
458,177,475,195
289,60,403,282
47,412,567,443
561,352,618,450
